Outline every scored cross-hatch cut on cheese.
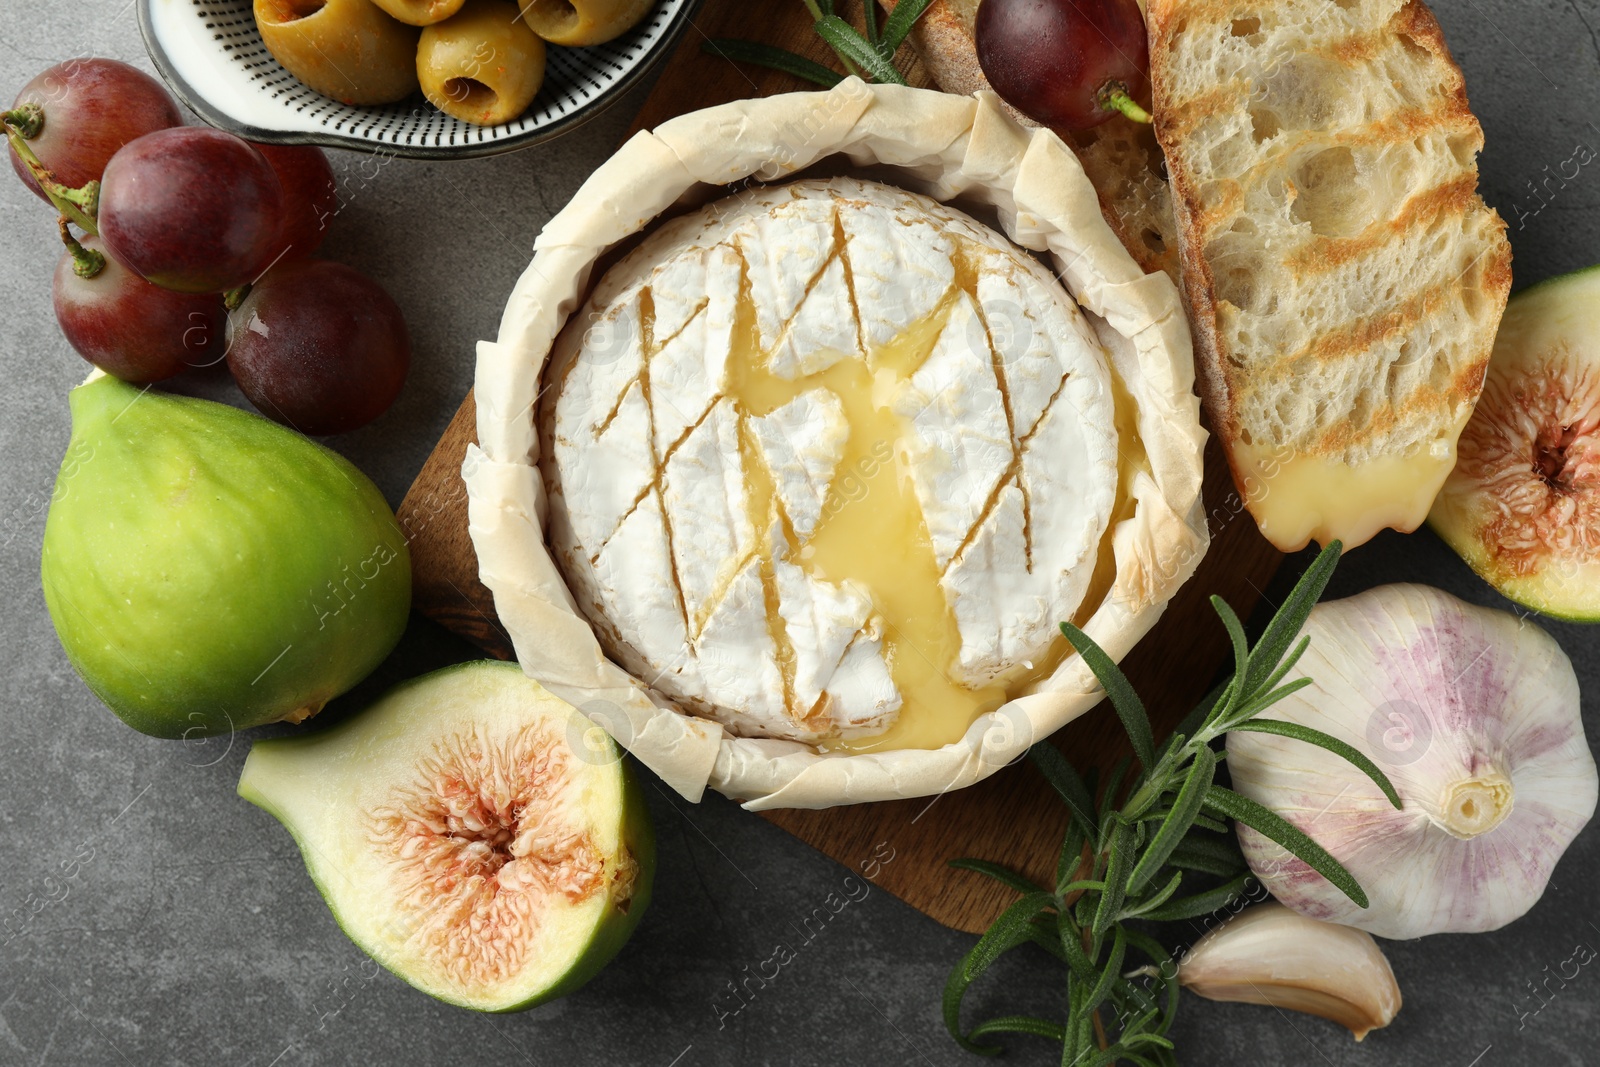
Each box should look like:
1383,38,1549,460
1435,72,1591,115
541,178,1122,751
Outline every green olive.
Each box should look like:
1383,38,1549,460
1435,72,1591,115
368,0,465,26
255,0,420,105
520,0,652,46
417,0,545,126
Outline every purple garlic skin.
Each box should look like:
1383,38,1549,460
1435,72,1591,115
1226,583,1597,940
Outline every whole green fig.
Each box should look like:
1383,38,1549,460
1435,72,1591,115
41,373,411,738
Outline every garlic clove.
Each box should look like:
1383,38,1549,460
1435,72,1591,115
1178,902,1402,1041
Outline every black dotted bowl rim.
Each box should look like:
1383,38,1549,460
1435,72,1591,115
137,0,705,160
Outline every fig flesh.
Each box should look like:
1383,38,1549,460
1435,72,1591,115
41,373,411,737
1430,266,1600,619
238,660,654,1012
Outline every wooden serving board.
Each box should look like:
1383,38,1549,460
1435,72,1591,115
397,0,1283,935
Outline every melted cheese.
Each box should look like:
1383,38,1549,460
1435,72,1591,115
544,179,1120,749
1232,438,1462,551
725,277,1009,752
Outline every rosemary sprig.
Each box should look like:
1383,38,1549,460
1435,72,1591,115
943,541,1402,1064
702,0,935,88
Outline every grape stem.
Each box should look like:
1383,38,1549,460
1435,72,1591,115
58,217,105,279
2,103,44,139
3,111,100,235
1097,81,1153,124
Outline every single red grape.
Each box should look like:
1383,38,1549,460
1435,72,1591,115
227,260,410,436
976,0,1151,130
7,58,182,203
255,143,339,261
98,128,285,294
54,236,226,383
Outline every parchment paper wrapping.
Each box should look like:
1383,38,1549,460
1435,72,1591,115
466,79,1207,810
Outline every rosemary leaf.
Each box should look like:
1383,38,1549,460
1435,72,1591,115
1138,871,1254,922
880,0,935,55
1233,718,1403,808
1085,1044,1138,1067
968,1015,1067,1042
1024,918,1070,963
1224,676,1316,727
1055,816,1087,894
948,857,1049,896
1211,594,1251,692
1054,911,1097,984
1126,745,1217,893
1111,1013,1164,1063
1115,1001,1161,1033
1119,868,1184,920
815,15,905,83
1060,621,1156,771
1120,926,1175,973
1029,744,1099,837
944,917,1038,1055
1139,807,1228,836
1098,754,1135,827
1203,784,1368,907
1165,832,1246,878
1242,540,1342,696
1083,925,1127,1019
1120,928,1181,1034
1250,633,1311,704
1073,887,1095,930
1108,998,1160,1048
1063,985,1093,1066
1091,820,1134,940
965,892,1058,980
862,0,879,51
699,39,844,87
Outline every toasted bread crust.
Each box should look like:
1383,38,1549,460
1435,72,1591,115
1149,0,1511,505
891,0,991,99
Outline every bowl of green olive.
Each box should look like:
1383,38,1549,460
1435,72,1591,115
137,0,701,158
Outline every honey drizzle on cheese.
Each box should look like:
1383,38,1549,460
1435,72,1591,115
723,240,1009,753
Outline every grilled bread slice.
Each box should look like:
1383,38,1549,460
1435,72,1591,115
1148,0,1512,550
884,0,1181,279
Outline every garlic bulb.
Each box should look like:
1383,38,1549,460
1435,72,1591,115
1178,902,1401,1040
1226,583,1596,940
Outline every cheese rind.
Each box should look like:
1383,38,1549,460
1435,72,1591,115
772,554,876,726
837,189,956,352
660,398,753,637
749,391,849,543
543,178,1120,745
897,291,1014,571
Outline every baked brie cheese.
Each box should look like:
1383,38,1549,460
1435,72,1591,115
540,179,1119,749
467,80,1206,807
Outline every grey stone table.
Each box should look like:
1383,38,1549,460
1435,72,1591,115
1,1,1597,1064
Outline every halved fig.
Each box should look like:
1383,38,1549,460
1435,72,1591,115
1430,266,1600,620
238,660,653,1011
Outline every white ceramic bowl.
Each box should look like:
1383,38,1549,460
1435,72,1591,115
137,0,702,159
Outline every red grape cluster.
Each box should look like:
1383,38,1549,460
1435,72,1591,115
6,57,410,435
